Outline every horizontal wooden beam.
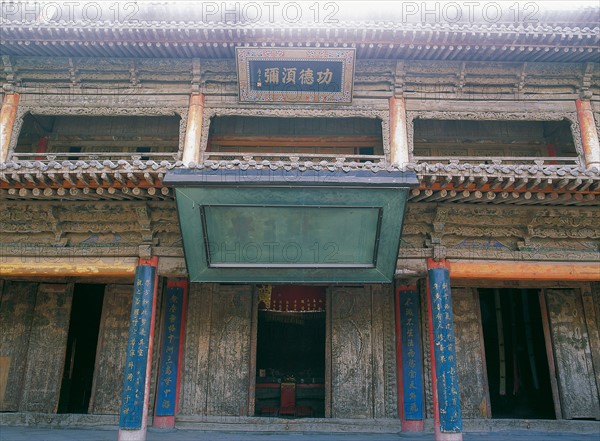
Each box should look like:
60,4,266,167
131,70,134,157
448,260,600,281
210,135,381,147
0,256,138,278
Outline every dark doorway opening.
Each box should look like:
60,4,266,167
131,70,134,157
58,284,104,414
255,286,326,418
479,288,555,419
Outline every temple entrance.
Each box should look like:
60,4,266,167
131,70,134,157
57,284,104,414
254,285,326,418
478,288,555,419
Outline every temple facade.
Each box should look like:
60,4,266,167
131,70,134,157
0,3,599,441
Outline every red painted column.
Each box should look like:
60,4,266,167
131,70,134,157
389,96,410,167
153,278,189,430
0,93,20,162
182,93,205,165
118,257,159,441
576,99,600,169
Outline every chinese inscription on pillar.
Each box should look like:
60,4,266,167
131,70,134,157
399,287,424,420
119,264,155,430
154,282,185,417
428,268,462,433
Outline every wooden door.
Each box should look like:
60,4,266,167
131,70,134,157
545,288,600,419
0,282,38,411
452,287,491,418
19,283,73,413
89,284,133,414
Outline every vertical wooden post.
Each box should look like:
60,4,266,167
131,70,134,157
389,96,410,167
427,259,463,441
153,278,189,430
324,288,332,418
247,286,259,417
118,257,159,441
181,93,205,166
396,285,425,432
0,93,20,162
576,99,600,169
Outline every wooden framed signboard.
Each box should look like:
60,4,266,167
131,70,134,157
236,47,355,104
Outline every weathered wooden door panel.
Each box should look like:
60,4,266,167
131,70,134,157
206,285,252,416
19,283,73,413
331,287,373,418
588,283,600,411
546,289,600,419
181,283,213,415
371,285,398,419
0,281,38,411
452,287,491,418
89,284,133,414
180,284,253,416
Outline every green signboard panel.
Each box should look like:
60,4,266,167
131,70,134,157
164,169,417,284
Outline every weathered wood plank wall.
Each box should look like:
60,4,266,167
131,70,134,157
452,287,491,418
0,281,37,411
546,288,600,420
582,284,600,420
372,285,398,419
331,287,373,418
180,283,212,415
89,284,132,414
419,281,433,419
180,283,253,416
330,285,397,419
19,283,73,413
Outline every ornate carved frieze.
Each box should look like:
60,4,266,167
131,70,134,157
401,202,600,261
0,199,597,263
0,201,178,249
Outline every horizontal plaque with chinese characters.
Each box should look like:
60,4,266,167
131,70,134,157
236,47,355,104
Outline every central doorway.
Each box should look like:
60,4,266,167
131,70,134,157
254,285,326,418
57,283,104,414
478,288,555,419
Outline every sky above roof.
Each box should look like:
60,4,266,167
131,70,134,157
1,1,599,26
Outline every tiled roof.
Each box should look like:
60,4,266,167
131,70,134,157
1,2,599,61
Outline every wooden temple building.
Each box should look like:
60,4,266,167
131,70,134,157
0,2,599,441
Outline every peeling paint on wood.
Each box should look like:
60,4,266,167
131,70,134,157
419,281,434,419
89,284,132,414
0,281,37,411
546,289,600,420
331,287,373,418
180,284,252,416
19,283,73,413
331,286,397,419
452,287,491,419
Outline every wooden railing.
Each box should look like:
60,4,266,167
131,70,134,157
10,151,180,161
412,156,580,165
202,152,386,163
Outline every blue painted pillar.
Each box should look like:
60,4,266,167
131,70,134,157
396,285,425,432
118,257,159,441
427,258,463,441
153,279,188,430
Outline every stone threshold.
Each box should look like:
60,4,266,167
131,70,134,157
1,413,598,434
